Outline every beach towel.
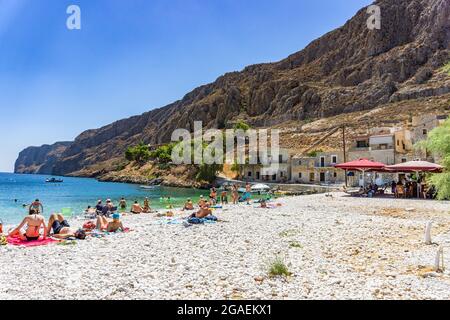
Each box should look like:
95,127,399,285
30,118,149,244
6,235,60,247
187,216,218,224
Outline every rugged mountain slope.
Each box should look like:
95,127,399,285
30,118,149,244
14,142,71,174
15,0,450,176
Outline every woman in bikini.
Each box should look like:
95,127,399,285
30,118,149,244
8,209,47,241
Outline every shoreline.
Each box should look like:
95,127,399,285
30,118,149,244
2,192,450,300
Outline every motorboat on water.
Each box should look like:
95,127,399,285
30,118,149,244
45,177,64,183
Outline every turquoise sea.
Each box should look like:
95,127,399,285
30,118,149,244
0,172,205,226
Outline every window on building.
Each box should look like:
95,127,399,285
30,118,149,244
332,155,337,164
280,171,284,178
423,129,428,136
357,140,369,148
320,157,325,167
298,160,302,166
256,172,260,180
401,158,407,163
272,174,276,181
397,140,400,146
333,172,337,178
248,171,252,177
279,155,283,163
299,173,302,179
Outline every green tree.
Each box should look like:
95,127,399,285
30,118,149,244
125,142,151,164
417,118,450,200
149,144,175,163
233,120,251,131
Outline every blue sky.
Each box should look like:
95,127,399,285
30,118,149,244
0,0,372,172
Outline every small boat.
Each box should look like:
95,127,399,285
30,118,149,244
46,178,64,183
140,185,158,190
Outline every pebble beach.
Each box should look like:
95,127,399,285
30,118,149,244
1,192,450,300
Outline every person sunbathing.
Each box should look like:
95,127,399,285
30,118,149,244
96,213,124,232
47,213,86,239
131,201,143,214
190,204,213,219
183,198,194,211
8,209,47,241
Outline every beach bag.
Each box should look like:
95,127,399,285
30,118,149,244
0,235,7,246
83,221,96,231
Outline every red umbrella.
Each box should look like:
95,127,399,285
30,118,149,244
334,158,386,170
335,159,386,187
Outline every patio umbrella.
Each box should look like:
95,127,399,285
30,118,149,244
251,184,271,191
335,159,386,188
385,161,443,198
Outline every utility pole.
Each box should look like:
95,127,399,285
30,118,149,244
342,124,348,187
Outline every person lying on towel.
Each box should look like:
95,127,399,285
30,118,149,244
96,213,125,233
8,209,47,241
47,213,86,239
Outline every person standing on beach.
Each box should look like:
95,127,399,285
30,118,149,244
221,189,228,205
245,183,252,205
232,185,239,205
29,199,43,214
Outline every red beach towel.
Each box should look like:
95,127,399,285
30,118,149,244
7,235,60,247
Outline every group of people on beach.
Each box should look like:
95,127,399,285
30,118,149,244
1,198,126,242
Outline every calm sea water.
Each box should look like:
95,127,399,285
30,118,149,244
0,173,205,226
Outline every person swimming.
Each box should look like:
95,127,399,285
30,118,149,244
8,209,47,241
29,199,44,214
96,213,124,233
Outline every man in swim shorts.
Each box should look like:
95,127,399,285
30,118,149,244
8,209,47,241
47,213,86,239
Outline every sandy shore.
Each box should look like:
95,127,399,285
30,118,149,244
1,192,450,300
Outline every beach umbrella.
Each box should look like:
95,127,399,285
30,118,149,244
385,161,443,173
334,159,386,188
251,184,270,191
385,161,443,198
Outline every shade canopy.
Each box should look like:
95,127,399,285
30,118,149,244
385,161,443,173
334,158,386,171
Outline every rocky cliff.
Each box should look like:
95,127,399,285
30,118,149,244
14,142,72,174
15,0,450,176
